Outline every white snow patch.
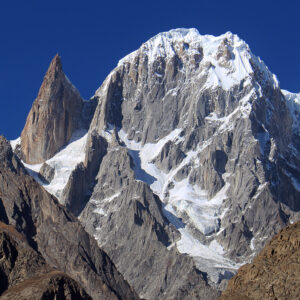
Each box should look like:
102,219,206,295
176,228,241,283
166,178,230,235
209,240,225,255
100,123,115,142
90,192,121,204
118,128,239,280
10,137,21,150
205,91,254,133
24,130,88,201
282,90,300,135
177,230,215,261
119,129,230,235
118,28,277,91
93,208,107,216
250,238,255,250
23,162,43,184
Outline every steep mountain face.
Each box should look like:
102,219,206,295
79,28,300,287
0,137,139,300
16,28,300,299
219,221,300,300
79,141,218,299
20,54,93,164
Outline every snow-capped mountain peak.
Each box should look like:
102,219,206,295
14,28,300,299
117,28,278,91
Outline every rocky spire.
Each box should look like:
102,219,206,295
45,53,63,77
20,54,84,164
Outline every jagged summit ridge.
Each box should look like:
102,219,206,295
116,28,278,92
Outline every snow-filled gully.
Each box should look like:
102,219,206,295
118,128,242,283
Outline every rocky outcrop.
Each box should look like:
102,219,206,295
38,162,55,183
62,132,108,215
220,221,300,300
0,222,50,295
0,136,139,300
0,222,91,299
152,140,186,172
1,271,92,300
80,142,219,299
20,55,84,164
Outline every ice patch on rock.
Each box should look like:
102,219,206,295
282,90,300,135
10,137,21,150
176,229,241,284
118,28,278,91
118,128,240,282
23,130,88,201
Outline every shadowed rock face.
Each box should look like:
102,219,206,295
20,55,84,164
0,136,140,300
1,272,92,300
0,222,91,300
219,221,300,300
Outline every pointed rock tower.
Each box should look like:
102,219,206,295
21,54,83,164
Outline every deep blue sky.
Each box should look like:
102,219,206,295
1,1,299,139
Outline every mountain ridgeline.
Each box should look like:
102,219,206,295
6,28,300,299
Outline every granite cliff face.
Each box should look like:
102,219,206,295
20,55,87,164
0,136,139,299
14,28,300,299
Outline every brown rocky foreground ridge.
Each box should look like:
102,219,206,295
0,136,140,299
0,222,91,299
220,221,300,300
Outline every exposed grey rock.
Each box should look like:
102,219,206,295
80,145,218,299
152,140,186,172
0,136,140,300
38,163,55,184
61,132,108,216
